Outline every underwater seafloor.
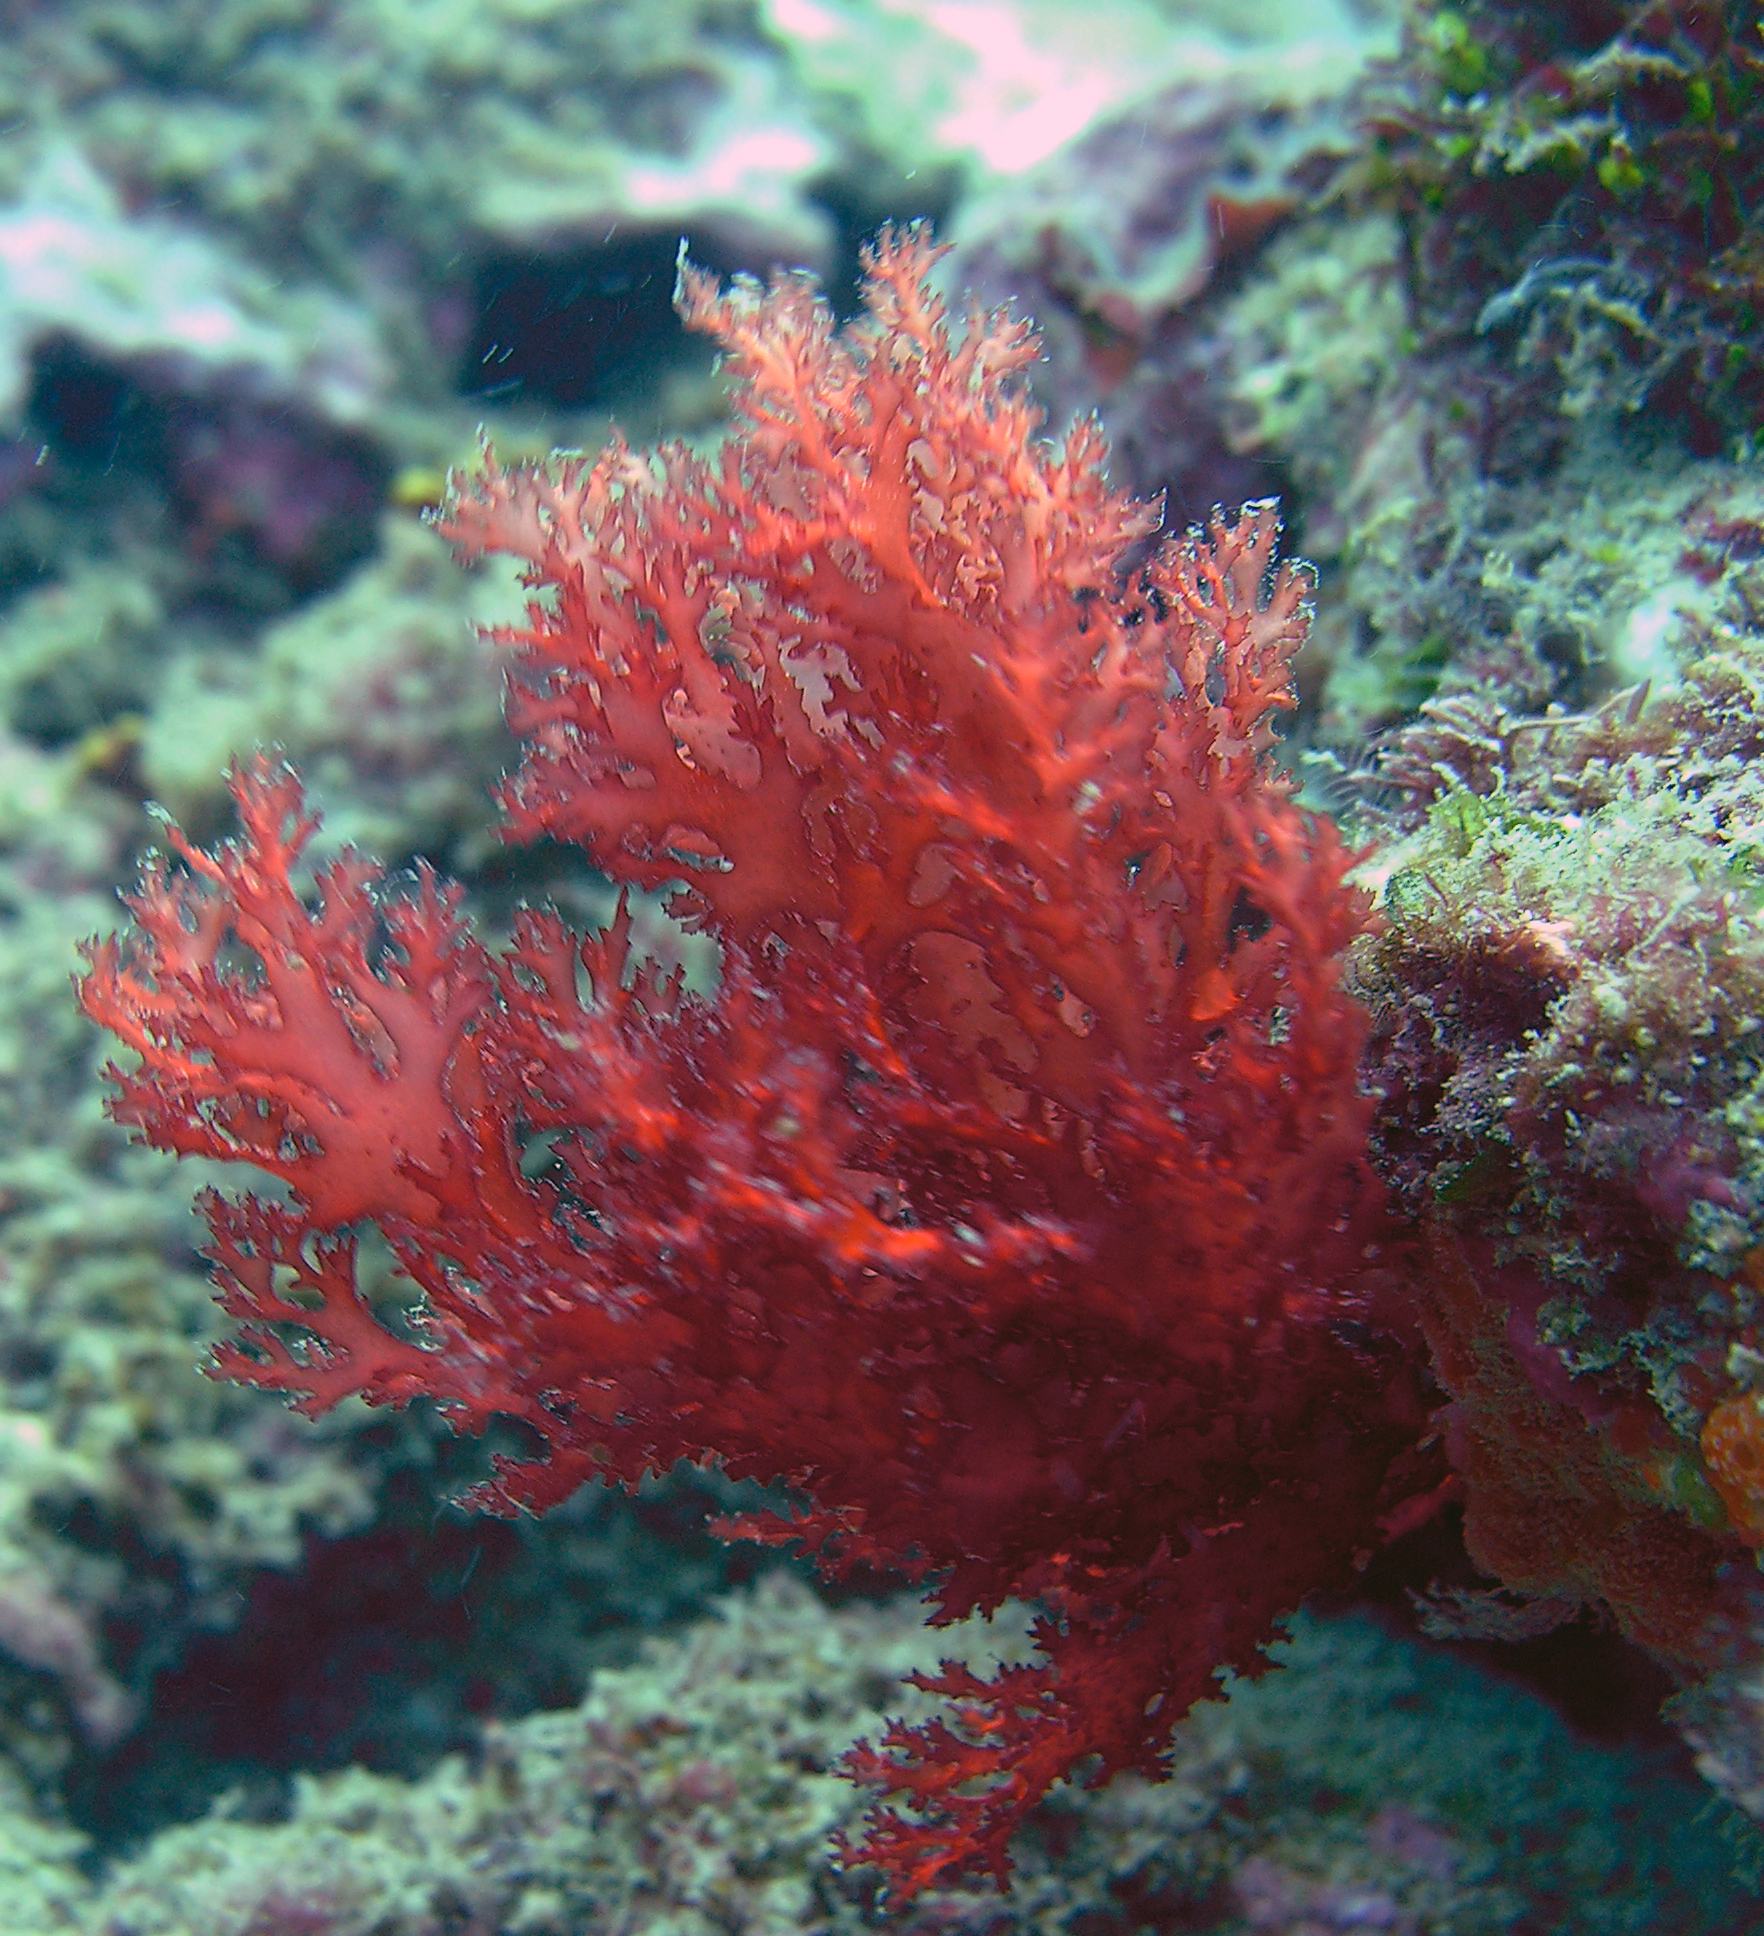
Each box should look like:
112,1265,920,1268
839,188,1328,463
1,0,1763,1930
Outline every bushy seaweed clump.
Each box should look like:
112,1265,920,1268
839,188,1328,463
1350,0,1764,443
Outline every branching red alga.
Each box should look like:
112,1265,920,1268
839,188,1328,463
80,230,1428,1895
